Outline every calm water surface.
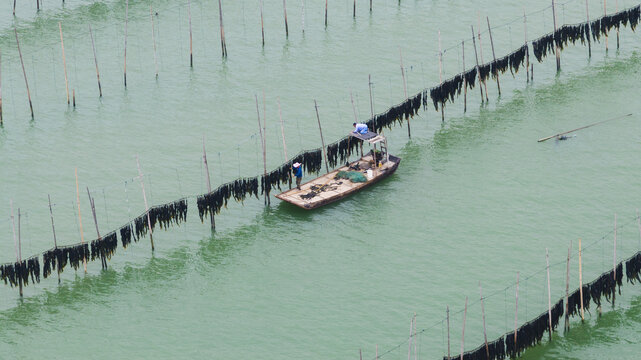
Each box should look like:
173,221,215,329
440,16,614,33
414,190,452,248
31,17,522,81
1,1,640,359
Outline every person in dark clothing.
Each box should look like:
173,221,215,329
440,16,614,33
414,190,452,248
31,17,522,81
292,162,302,190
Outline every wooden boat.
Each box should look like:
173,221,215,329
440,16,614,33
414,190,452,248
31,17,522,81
275,132,401,210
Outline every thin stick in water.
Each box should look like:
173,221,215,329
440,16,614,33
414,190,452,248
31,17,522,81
15,29,34,119
150,6,159,78
59,22,70,105
89,25,103,97
75,168,87,273
486,17,501,96
124,0,129,88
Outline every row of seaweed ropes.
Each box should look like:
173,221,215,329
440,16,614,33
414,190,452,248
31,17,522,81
368,214,641,360
427,4,640,121
0,92,423,295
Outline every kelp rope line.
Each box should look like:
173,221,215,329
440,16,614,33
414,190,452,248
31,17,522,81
428,4,641,117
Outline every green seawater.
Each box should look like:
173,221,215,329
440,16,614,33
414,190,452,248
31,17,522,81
1,1,641,359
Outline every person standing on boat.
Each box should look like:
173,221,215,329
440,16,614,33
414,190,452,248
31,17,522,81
292,162,303,190
353,122,369,135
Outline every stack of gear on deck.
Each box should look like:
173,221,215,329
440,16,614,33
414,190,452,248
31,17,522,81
335,171,367,183
299,183,339,200
626,251,641,284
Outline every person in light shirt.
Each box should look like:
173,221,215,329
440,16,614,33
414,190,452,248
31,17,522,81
352,122,368,135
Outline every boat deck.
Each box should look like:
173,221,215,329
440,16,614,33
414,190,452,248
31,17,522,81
275,154,400,209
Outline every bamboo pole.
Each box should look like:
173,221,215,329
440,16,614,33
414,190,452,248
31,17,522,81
586,1,592,58
124,0,128,88
471,26,484,102
59,22,70,105
13,0,16,16
189,0,193,67
538,113,632,142
75,168,87,273
314,100,330,173
48,194,61,284
407,314,413,360
476,18,489,102
413,313,417,360
150,6,159,78
301,0,305,34
604,0,608,51
579,238,585,321
136,155,155,251
438,31,444,122
480,281,489,359
524,10,530,83
218,0,227,57
368,75,374,118
0,49,3,125
446,306,451,360
376,344,378,359
462,41,466,113
15,29,34,119
277,98,288,162
87,187,106,269
613,213,617,306
325,0,328,28
73,89,75,108
350,92,363,157
283,0,289,37
260,0,265,47
263,91,269,205
359,349,362,360
18,208,22,295
353,0,356,18
613,0,621,48
88,25,103,97
514,272,519,348
399,47,410,138
486,17,501,96
202,136,215,231
370,0,372,12
638,209,640,251
546,248,553,339
255,95,268,205
552,0,561,71
564,241,572,331
460,297,468,360
10,201,22,297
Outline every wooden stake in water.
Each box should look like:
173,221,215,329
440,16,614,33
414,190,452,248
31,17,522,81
480,281,490,358
407,314,413,360
277,98,288,162
615,0,620,49
10,201,22,297
73,89,75,108
188,0,193,67
368,75,374,118
0,49,3,125
136,155,155,251
552,0,561,72
460,297,468,360
202,136,215,231
476,18,489,102
89,25,103,97
486,17,501,96
255,95,268,205
564,241,572,331
260,0,265,47
59,22,70,105
124,0,129,88
75,168,87,273
283,0,289,37
585,0,592,58
462,41,467,113
150,6,159,78
471,26,484,102
87,187,107,270
514,272,519,348
218,0,227,57
15,29,34,119
314,100,330,173
524,10,529,83
399,47,410,138
446,306,451,360
301,0,305,34
353,0,356,18
546,248,553,339
579,238,585,321
604,0,609,51
48,194,61,284
438,31,444,122
325,0,328,28
613,213,617,306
